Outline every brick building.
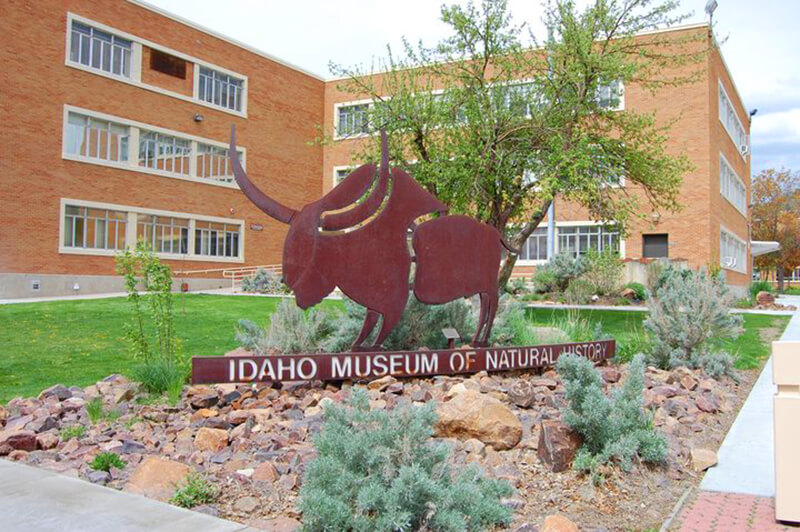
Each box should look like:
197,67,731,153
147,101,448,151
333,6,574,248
0,1,753,298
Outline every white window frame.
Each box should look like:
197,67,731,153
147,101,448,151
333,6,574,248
333,98,375,140
65,13,248,118
58,198,245,263
718,81,748,159
719,225,747,274
719,152,747,217
515,220,626,266
332,165,355,187
62,105,246,189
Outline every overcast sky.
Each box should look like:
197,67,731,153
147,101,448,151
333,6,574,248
147,0,800,177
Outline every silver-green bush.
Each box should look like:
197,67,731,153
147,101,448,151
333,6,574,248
556,354,666,477
240,268,289,294
298,390,513,531
582,249,623,296
643,268,743,370
236,298,333,355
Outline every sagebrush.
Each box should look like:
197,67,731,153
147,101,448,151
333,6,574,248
557,354,667,478
644,268,743,370
582,249,623,296
236,298,333,355
241,268,289,294
299,390,513,531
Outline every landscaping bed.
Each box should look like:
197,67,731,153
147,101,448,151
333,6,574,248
0,336,784,531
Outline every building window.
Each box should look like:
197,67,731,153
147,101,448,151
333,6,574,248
195,221,241,258
643,234,669,258
336,104,371,137
65,112,129,163
198,67,244,112
520,227,548,261
334,167,352,186
719,83,747,154
720,227,746,273
197,143,240,183
558,225,619,257
69,21,132,77
139,131,192,176
720,154,746,214
137,214,189,254
63,205,127,250
597,80,624,110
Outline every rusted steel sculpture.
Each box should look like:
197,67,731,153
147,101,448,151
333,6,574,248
230,126,511,350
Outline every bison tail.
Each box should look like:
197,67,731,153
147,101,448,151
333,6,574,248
501,238,519,255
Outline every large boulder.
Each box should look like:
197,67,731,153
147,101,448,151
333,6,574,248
0,430,37,455
537,420,582,472
124,457,192,501
756,291,775,306
542,514,579,532
435,390,522,450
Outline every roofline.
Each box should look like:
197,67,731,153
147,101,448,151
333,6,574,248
126,0,326,81
325,21,713,82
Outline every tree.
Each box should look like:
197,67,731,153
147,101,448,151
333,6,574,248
752,168,800,291
329,0,703,287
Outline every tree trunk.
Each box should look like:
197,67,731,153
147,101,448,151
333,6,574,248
496,200,552,289
497,253,519,288
778,267,785,293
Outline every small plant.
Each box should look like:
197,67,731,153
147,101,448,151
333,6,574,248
697,350,738,380
170,472,218,508
565,278,594,305
299,390,513,531
749,280,774,299
123,416,143,430
131,359,186,397
237,298,334,355
556,354,667,479
644,268,743,371
613,329,653,364
60,425,86,441
504,277,528,296
532,268,558,294
90,452,126,472
582,249,623,296
623,282,647,301
241,268,289,294
86,398,104,424
553,310,607,343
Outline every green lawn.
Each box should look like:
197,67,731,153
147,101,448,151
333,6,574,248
0,294,342,403
0,296,790,403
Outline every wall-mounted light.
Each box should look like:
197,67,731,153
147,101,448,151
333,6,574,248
194,114,204,122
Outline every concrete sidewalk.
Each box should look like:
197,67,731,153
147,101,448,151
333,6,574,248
525,302,795,316
700,295,800,497
0,459,254,532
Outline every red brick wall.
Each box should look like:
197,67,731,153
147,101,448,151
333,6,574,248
0,0,324,277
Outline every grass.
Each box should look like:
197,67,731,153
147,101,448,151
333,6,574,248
0,294,342,403
526,308,790,370
169,472,217,508
0,294,788,403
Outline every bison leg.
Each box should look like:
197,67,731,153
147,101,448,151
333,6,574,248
350,309,380,351
471,292,490,347
372,307,404,349
480,290,499,346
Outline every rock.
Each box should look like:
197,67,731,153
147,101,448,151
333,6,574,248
621,287,636,299
36,432,59,450
756,291,775,305
507,380,536,408
39,384,72,401
601,368,621,383
27,416,57,434
0,430,37,454
531,377,558,390
537,420,582,472
250,516,302,532
88,470,111,484
446,383,468,397
253,462,279,482
695,395,719,413
501,497,526,510
195,427,228,452
61,397,86,412
691,448,718,471
680,375,698,391
542,515,579,532
114,385,137,404
651,385,679,399
121,439,146,454
125,457,192,500
368,375,396,391
234,496,260,513
227,410,253,426
530,327,570,344
463,438,486,456
436,390,522,450
5,415,33,432
190,394,219,409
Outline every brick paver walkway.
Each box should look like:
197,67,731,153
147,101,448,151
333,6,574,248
674,491,800,531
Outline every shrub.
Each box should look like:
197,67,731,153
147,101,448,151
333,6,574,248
325,295,473,352
543,251,588,291
582,249,623,296
299,390,513,531
170,472,217,508
484,294,527,346
532,268,558,294
649,262,693,297
60,425,86,441
556,354,667,477
697,350,737,380
90,452,126,472
565,278,593,305
504,277,528,296
613,330,653,364
749,280,774,299
645,258,669,294
116,243,186,395
553,311,608,343
237,298,333,355
86,398,104,424
623,282,647,301
241,268,289,294
644,268,743,370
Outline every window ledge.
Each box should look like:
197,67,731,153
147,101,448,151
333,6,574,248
58,246,244,263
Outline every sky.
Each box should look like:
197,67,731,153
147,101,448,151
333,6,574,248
147,0,800,177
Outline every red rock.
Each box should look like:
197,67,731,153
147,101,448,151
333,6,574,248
253,462,279,482
36,432,59,450
194,427,228,452
537,420,582,473
249,516,301,532
0,430,37,454
531,378,558,390
756,291,775,305
507,380,536,408
680,375,698,391
435,390,522,450
542,514,579,532
125,457,192,501
601,368,621,383
695,395,720,413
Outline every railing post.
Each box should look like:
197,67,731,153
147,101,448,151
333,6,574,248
774,340,800,522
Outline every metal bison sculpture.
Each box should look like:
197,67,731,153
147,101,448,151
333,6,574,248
230,126,511,350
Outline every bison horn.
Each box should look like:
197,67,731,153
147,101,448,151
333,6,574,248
230,125,296,224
